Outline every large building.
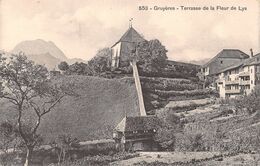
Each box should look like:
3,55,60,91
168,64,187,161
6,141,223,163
216,54,260,98
201,49,249,79
214,53,260,98
111,26,146,68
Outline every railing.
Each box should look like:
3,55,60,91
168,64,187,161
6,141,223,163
239,72,250,77
240,80,250,85
225,80,239,85
225,89,241,94
216,78,224,83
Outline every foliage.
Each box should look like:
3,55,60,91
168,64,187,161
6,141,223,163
53,152,139,166
0,122,23,166
134,39,168,74
233,85,260,114
203,76,215,88
175,132,205,152
88,48,111,74
0,122,18,153
67,62,93,76
153,112,183,150
58,61,69,72
0,53,71,166
50,134,80,164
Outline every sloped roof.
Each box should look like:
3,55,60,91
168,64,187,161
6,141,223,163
115,116,159,132
215,62,244,74
215,53,260,74
112,27,145,47
202,49,249,67
243,53,260,66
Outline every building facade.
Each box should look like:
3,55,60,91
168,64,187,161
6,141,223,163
113,116,159,152
201,49,249,79
215,53,260,98
111,26,145,68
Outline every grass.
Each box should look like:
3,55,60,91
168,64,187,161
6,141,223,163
0,75,140,142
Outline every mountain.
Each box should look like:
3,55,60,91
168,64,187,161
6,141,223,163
67,58,87,64
12,39,67,60
27,52,62,70
11,39,86,69
184,58,210,66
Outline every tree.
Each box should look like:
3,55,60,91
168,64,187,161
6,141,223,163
58,61,69,72
134,39,168,74
153,112,183,150
68,62,93,76
233,85,260,114
50,134,80,164
0,53,71,166
88,48,111,74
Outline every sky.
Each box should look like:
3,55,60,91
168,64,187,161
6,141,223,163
0,0,259,62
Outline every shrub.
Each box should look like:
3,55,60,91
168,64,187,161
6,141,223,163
54,152,139,166
233,85,260,114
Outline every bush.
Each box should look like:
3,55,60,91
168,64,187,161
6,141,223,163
55,152,139,166
175,132,205,152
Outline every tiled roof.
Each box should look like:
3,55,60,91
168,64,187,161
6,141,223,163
243,53,260,66
215,62,244,74
112,27,145,47
115,116,159,132
215,53,260,74
119,27,145,43
202,49,249,67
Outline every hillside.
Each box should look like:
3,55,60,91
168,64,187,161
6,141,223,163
0,75,140,142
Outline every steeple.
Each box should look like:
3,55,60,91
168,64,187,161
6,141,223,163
129,18,133,28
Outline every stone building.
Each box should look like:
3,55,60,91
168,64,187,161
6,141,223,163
113,116,159,152
111,26,146,68
215,53,260,98
201,49,249,79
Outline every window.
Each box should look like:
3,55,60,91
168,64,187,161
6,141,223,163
220,61,223,64
251,80,253,84
251,69,253,73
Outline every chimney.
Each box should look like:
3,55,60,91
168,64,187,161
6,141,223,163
250,48,254,57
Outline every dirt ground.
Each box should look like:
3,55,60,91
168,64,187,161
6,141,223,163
110,152,260,166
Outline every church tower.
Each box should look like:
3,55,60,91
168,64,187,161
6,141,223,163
111,25,145,68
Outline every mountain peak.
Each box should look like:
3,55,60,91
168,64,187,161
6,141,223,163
12,39,67,60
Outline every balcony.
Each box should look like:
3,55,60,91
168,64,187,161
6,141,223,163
239,72,250,77
240,80,250,85
225,80,239,85
225,89,241,94
216,79,224,83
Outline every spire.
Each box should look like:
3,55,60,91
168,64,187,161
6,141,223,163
129,18,133,28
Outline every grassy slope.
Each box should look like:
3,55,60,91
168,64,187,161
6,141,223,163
0,75,140,142
0,75,211,142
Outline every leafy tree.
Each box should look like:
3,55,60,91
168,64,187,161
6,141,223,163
0,53,71,166
133,39,168,74
88,48,111,74
233,85,260,114
58,61,69,72
153,112,183,150
50,134,80,164
0,122,20,153
68,62,93,76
